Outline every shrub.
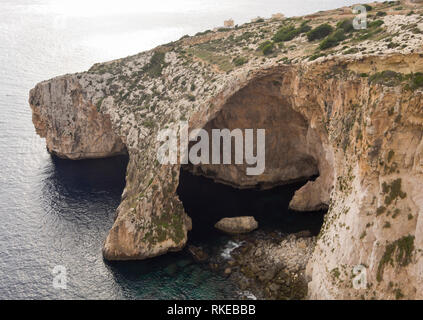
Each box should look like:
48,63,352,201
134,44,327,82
368,20,384,28
233,56,248,66
272,25,297,42
411,72,423,90
273,21,311,42
258,40,272,50
307,23,334,41
299,20,312,33
319,29,346,50
258,40,275,55
262,42,274,55
143,51,167,77
336,19,355,33
376,11,387,17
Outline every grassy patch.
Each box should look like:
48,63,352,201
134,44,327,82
189,48,233,72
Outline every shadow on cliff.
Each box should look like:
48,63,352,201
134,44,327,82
40,154,128,224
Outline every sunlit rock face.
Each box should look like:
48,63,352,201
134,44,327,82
30,77,126,160
29,1,423,299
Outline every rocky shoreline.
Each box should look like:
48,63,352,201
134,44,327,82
188,229,316,300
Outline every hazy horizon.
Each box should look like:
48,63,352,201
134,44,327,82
1,0,376,78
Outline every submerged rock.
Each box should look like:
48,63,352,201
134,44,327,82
215,217,258,235
187,245,209,263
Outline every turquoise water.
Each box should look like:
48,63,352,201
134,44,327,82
0,0,371,299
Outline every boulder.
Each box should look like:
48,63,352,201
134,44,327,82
215,216,258,235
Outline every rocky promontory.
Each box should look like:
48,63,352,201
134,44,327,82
29,1,423,299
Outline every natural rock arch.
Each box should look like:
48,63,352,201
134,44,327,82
184,70,333,212
30,52,423,299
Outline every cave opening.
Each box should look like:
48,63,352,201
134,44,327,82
176,167,326,244
175,72,331,245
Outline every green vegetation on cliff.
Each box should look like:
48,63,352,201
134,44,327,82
377,235,415,282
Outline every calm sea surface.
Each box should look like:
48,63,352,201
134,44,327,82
0,0,372,299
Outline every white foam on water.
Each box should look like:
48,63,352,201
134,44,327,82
221,240,244,260
238,290,257,300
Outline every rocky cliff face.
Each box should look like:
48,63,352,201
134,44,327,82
29,1,423,299
30,76,126,159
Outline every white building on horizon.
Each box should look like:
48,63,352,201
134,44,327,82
224,19,235,28
271,13,285,20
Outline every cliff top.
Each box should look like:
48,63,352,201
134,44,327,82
78,1,423,146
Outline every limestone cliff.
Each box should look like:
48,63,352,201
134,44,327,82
29,1,423,299
30,76,126,159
